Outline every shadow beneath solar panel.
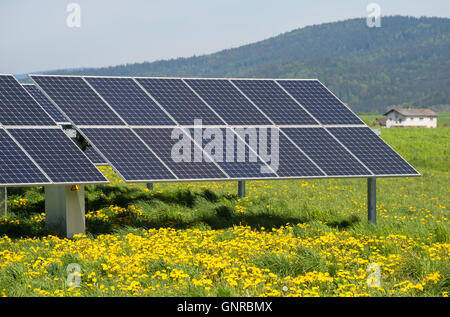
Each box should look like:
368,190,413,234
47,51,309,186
0,220,59,239
203,210,309,231
0,188,60,239
86,185,153,210
0,185,361,238
87,185,202,210
0,186,229,238
326,215,360,230
83,185,308,234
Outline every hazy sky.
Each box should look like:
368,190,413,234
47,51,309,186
1,0,449,74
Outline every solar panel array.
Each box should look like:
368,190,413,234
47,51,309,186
28,74,419,183
0,74,108,186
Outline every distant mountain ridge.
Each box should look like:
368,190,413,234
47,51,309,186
32,16,450,113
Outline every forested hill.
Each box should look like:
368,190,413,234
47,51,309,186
45,16,450,113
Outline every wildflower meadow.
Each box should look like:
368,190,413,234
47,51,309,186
0,122,448,297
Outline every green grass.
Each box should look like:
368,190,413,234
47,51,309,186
0,127,448,297
437,112,450,127
359,114,379,126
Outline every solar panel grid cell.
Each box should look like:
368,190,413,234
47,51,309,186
231,79,318,125
277,80,364,125
0,129,50,185
80,128,177,182
85,77,175,126
328,127,419,176
83,146,108,165
9,128,107,183
188,127,277,179
282,127,371,176
0,75,55,126
134,127,228,180
185,79,271,125
22,84,68,123
30,76,125,126
265,129,324,177
136,78,224,125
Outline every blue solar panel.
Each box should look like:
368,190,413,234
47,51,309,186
9,128,108,184
30,76,125,126
231,79,318,125
187,127,278,178
134,128,228,180
136,78,224,125
282,128,371,176
85,77,176,126
262,128,324,177
80,128,176,182
184,79,271,125
328,127,419,176
0,75,55,126
22,75,417,183
83,146,108,165
22,84,69,123
0,129,50,185
277,80,364,125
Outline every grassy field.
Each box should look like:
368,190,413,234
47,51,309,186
0,127,448,297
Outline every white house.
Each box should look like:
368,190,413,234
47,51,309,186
384,108,438,128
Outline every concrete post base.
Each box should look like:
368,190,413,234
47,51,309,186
45,185,85,238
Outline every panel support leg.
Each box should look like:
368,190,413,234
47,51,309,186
367,178,376,224
0,188,6,218
45,185,85,238
147,183,153,191
238,181,246,198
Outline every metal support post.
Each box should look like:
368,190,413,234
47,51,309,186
238,181,246,198
0,188,6,218
367,178,376,224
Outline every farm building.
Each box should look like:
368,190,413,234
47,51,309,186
384,108,438,128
